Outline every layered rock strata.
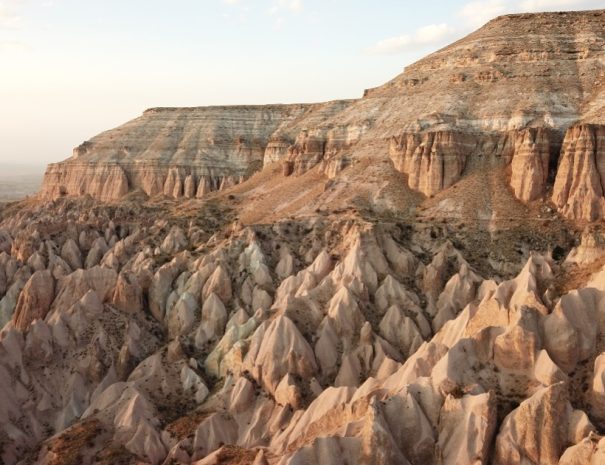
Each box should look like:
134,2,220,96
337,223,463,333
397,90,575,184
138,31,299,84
389,127,557,200
7,10,605,465
553,124,605,221
41,103,355,200
388,131,472,197
510,128,556,202
40,11,605,221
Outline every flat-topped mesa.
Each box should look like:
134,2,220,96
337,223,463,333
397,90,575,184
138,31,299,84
284,9,604,206
39,10,605,222
40,105,305,200
40,102,356,201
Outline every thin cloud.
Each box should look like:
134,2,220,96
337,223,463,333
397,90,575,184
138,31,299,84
289,0,303,13
0,0,25,55
268,0,303,29
458,0,511,28
366,23,457,55
519,0,604,11
0,1,38,53
0,39,26,51
269,0,303,15
367,0,604,56
221,0,251,24
459,0,604,26
0,4,22,29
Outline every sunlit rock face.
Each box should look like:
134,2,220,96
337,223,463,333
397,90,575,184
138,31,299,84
552,124,605,221
6,8,605,465
40,102,355,201
41,105,303,200
41,10,605,220
0,193,603,465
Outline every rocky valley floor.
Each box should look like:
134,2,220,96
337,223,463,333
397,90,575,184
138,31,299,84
0,177,605,464
3,7,605,465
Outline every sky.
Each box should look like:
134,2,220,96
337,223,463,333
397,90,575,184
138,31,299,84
0,0,603,165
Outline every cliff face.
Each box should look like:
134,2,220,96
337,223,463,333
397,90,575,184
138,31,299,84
509,128,557,202
42,163,130,201
552,124,605,221
41,103,354,200
39,10,605,221
9,10,605,465
281,124,367,178
40,105,294,199
389,131,473,196
378,10,605,212
389,128,557,201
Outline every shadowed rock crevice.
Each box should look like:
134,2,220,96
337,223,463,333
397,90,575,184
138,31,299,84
4,8,605,465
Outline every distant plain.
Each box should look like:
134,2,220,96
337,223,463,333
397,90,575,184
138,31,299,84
0,165,45,202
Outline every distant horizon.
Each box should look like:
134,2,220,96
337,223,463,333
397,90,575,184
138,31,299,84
0,163,45,178
0,163,46,175
1,0,603,165
0,164,44,201
0,162,46,167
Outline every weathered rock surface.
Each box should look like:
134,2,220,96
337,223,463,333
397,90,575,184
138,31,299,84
5,8,605,465
509,128,555,202
493,383,569,465
39,10,605,222
12,270,54,331
0,191,601,465
41,102,354,201
553,124,605,221
389,131,470,197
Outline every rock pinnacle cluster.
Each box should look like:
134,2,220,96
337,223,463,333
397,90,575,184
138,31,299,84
1,9,605,465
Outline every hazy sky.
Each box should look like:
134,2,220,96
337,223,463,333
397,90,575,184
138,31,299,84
1,0,603,165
